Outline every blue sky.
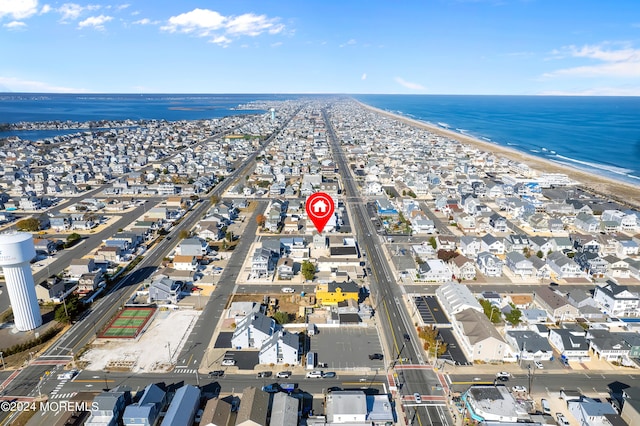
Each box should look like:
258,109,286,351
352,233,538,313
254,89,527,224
1,0,639,94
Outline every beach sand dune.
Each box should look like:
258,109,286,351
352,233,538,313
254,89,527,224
361,103,640,210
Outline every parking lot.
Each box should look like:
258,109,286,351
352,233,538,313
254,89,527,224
223,350,259,370
413,296,450,326
437,328,470,365
310,327,385,370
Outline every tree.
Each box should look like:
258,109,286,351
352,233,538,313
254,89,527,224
256,214,266,227
478,298,501,323
437,249,458,262
17,217,40,232
66,233,82,247
505,307,523,326
272,311,291,325
417,326,448,358
428,236,437,249
225,231,233,242
210,195,220,204
178,229,190,240
536,250,544,259
301,260,315,281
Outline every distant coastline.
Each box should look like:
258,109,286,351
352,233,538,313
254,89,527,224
357,100,640,209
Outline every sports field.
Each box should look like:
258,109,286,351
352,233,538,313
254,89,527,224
98,307,156,339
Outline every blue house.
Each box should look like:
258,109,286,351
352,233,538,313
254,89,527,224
123,384,166,426
161,384,201,426
375,197,398,216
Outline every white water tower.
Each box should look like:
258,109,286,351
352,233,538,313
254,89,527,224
0,232,42,331
270,108,275,122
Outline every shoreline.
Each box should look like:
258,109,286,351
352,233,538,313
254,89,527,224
357,101,640,210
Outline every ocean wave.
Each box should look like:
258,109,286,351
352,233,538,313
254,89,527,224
554,154,633,175
530,149,540,153
626,174,640,180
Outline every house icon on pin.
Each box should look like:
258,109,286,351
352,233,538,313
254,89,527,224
312,199,328,214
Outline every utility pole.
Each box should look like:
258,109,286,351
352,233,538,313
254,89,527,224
0,352,4,370
166,343,172,364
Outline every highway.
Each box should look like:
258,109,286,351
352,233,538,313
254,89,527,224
323,108,452,426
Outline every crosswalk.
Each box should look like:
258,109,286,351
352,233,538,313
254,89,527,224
174,368,198,374
49,392,77,400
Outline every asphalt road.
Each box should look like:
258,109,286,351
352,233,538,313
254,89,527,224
323,108,452,426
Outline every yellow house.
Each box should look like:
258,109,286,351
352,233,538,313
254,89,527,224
314,281,360,306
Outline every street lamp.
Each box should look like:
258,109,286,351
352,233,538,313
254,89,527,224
0,351,4,370
166,343,172,364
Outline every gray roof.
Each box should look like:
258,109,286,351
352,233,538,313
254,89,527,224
507,330,553,353
455,308,505,345
236,387,269,426
270,392,299,426
161,385,200,426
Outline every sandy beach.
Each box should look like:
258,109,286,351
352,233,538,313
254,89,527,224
359,102,640,209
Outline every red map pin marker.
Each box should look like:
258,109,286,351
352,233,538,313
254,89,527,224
306,192,335,234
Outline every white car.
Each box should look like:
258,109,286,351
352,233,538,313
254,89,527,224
221,359,236,366
556,413,570,426
276,371,292,378
306,370,323,378
413,393,422,404
534,360,544,369
496,371,510,380
281,287,295,293
512,385,527,393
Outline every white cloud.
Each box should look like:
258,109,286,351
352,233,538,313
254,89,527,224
4,20,27,29
78,14,112,30
270,41,282,48
395,77,425,90
226,13,282,36
544,43,640,78
162,8,284,45
361,73,367,80
339,39,357,48
0,0,38,20
132,18,157,25
116,4,129,11
161,8,225,35
40,4,51,14
0,76,86,93
210,35,231,46
58,3,83,20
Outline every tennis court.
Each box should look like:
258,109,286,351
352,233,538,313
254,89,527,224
98,307,156,339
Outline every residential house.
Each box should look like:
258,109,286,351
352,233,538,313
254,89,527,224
459,236,481,258
476,252,503,277
593,281,640,317
68,258,96,278
250,247,277,279
548,327,590,362
148,277,183,304
546,251,582,279
449,255,477,281
452,308,507,363
480,234,504,255
574,251,608,278
258,330,299,365
587,329,631,363
534,286,580,321
231,311,279,349
567,397,620,426
505,330,554,361
488,213,508,232
270,393,299,426
277,257,294,280
86,387,131,426
172,255,197,271
315,281,360,306
122,384,166,426
435,281,483,319
504,252,534,278
504,234,530,254
235,387,270,426
574,212,600,233
176,237,208,257
417,259,452,282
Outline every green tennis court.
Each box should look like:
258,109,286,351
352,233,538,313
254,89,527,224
98,307,156,339
112,317,146,327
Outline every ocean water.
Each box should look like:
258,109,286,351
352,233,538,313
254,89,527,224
1,93,639,186
355,95,640,185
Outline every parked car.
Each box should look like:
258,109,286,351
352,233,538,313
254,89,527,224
208,370,224,378
414,393,422,404
281,287,295,293
369,353,384,360
221,359,236,366
262,383,281,393
306,370,323,378
512,386,527,393
276,371,292,378
403,333,411,341
328,386,342,393
496,371,510,381
322,372,336,378
541,399,550,414
534,360,544,369
257,371,273,378
556,413,570,426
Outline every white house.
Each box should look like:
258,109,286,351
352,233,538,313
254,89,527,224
435,281,483,319
593,281,640,317
231,312,279,349
417,259,451,282
476,252,503,277
452,308,507,363
258,330,299,365
548,327,590,362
